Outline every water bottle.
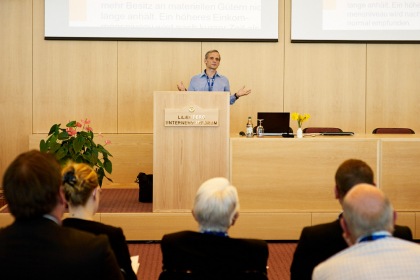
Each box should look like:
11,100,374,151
246,116,253,138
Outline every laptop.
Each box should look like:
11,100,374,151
257,112,291,136
320,131,354,136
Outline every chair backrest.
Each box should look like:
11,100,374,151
372,128,415,134
159,231,268,280
303,127,343,133
159,270,268,280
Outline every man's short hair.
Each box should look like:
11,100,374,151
3,150,62,220
335,159,374,198
193,177,239,232
204,49,220,60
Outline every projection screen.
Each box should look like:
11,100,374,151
45,0,278,41
291,0,420,42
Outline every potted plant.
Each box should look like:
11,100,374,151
40,118,113,186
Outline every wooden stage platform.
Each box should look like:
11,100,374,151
0,187,314,241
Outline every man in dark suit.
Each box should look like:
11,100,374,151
159,177,269,280
290,159,413,280
0,150,123,280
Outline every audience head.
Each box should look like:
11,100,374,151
3,150,63,220
192,177,239,233
335,159,374,201
62,162,99,208
341,183,394,244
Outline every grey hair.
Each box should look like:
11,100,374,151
193,177,239,232
343,187,394,239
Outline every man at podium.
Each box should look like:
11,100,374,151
177,49,251,105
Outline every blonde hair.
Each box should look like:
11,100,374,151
204,49,220,60
62,162,98,206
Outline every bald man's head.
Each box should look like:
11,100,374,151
342,183,394,242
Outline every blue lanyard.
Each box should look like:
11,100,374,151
359,234,389,243
207,76,215,91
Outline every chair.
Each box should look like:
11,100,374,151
303,127,343,133
372,128,415,134
159,232,268,280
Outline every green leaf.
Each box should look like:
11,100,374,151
57,131,69,140
91,149,99,163
73,135,85,153
104,175,113,183
74,154,84,164
40,140,47,152
66,120,77,127
97,144,113,157
49,141,62,154
103,158,112,174
55,146,68,160
96,167,105,187
46,134,58,145
48,124,60,136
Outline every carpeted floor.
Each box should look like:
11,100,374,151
129,241,297,280
1,188,150,213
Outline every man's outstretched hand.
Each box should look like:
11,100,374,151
236,86,251,97
177,81,187,91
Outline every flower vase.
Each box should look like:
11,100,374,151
297,127,303,138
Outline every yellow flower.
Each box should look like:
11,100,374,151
292,112,311,128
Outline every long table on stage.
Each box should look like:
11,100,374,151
1,134,420,240
230,134,420,240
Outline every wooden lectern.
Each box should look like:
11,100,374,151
153,91,230,212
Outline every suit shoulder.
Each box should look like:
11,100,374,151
63,225,107,240
63,218,123,237
300,220,341,237
162,231,198,242
394,224,413,241
233,237,268,247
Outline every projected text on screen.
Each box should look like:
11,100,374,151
292,0,420,41
45,0,278,41
70,0,261,30
323,0,420,30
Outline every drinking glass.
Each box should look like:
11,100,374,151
257,119,264,137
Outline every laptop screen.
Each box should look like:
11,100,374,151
257,112,290,135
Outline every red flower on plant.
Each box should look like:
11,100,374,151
66,127,77,136
81,118,91,125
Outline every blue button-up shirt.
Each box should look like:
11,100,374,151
188,71,237,105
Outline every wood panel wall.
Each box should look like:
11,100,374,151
1,0,420,186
